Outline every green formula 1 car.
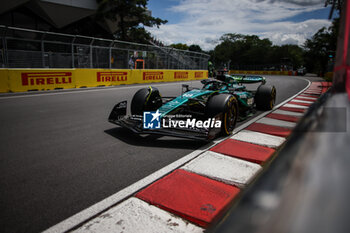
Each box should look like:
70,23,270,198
108,73,276,141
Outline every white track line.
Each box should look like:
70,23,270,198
43,78,311,233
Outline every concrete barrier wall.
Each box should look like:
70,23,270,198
0,69,208,93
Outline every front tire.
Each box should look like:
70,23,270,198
255,85,276,110
206,94,238,136
131,87,162,115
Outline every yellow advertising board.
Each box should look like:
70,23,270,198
0,69,9,93
139,70,165,83
138,70,208,83
193,70,208,80
7,69,75,92
75,69,130,87
0,68,208,93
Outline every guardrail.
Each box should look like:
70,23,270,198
0,69,208,93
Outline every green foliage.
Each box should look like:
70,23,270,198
96,0,167,41
211,33,301,70
169,43,203,52
303,18,339,75
210,5,341,74
210,19,337,73
170,43,189,50
188,44,203,52
127,27,152,44
270,44,304,68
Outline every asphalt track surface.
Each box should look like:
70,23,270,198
0,75,308,233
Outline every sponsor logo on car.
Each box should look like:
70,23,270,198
21,72,72,86
182,93,195,98
143,72,164,81
97,72,127,82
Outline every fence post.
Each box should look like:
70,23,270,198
41,33,46,68
90,38,94,68
109,47,112,69
2,37,8,68
167,48,171,69
109,41,113,69
71,36,76,68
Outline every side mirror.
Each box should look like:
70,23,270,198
182,84,189,93
201,79,208,84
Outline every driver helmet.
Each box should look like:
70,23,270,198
216,68,228,81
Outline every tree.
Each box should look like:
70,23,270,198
188,44,203,52
303,18,339,75
212,33,274,69
212,33,244,68
127,27,152,44
96,0,167,41
325,0,344,18
211,33,304,70
170,43,189,50
269,45,304,69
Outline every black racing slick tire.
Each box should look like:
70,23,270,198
255,85,276,110
206,94,238,136
131,86,162,115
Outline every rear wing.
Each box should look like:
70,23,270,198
230,74,266,84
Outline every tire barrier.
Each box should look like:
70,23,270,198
0,69,208,93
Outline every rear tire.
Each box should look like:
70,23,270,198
131,87,162,115
255,85,276,110
206,94,238,136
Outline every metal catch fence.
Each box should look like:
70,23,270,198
0,25,209,70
